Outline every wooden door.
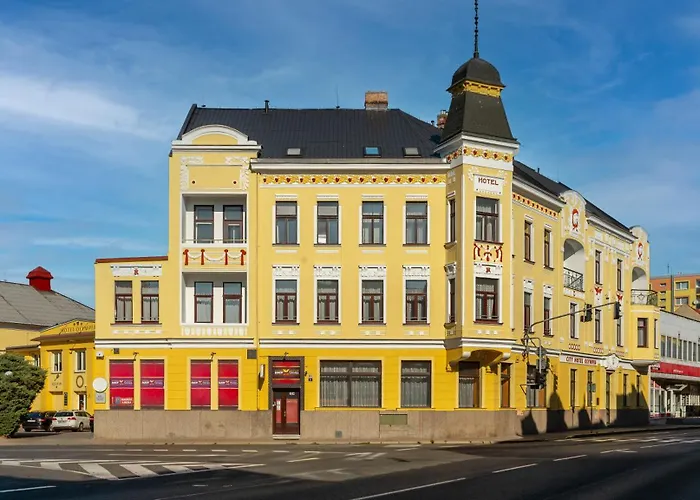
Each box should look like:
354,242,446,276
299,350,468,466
272,389,300,435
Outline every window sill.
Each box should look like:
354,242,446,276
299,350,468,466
360,244,386,247
403,243,429,248
475,320,502,325
444,321,457,328
274,321,300,326
524,259,535,265
273,243,300,246
475,239,503,245
404,322,429,326
544,265,554,271
314,243,341,247
140,322,162,326
112,322,134,326
444,241,457,250
315,322,340,326
543,333,554,338
359,322,385,326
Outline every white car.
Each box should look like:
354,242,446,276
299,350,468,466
51,410,91,432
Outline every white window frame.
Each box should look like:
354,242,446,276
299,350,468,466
403,266,431,324
445,263,457,324
594,309,602,343
474,196,502,243
616,315,624,347
359,266,387,324
272,197,299,245
314,196,341,245
272,265,300,324
77,393,87,411
359,198,386,245
403,197,430,245
544,225,553,268
569,302,579,339
75,350,87,372
313,266,342,324
524,216,534,262
51,351,63,373
473,275,501,323
446,194,456,243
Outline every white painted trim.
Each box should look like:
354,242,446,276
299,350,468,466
275,193,298,200
358,266,387,324
313,204,318,244
172,145,261,153
426,204,431,245
512,178,565,211
95,339,255,348
588,216,635,243
403,266,431,325
461,175,466,324
316,194,339,200
338,206,343,245
314,266,342,324
272,266,301,324
402,204,407,245
383,201,387,245
258,339,444,349
261,184,445,190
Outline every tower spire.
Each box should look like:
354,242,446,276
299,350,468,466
474,0,479,58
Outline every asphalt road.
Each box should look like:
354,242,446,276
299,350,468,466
2,429,700,498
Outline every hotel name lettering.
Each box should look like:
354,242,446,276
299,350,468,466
59,323,94,334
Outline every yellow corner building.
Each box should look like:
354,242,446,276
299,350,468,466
92,49,659,441
1,267,95,413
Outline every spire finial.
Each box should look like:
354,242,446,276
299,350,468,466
474,0,479,58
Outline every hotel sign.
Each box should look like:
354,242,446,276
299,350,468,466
111,264,162,277
474,175,504,195
560,354,597,366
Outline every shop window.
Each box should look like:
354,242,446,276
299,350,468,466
458,361,480,408
400,361,431,408
218,360,239,409
190,360,212,409
319,361,381,407
109,360,134,409
140,360,165,409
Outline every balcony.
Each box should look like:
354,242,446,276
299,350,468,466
182,246,248,271
563,267,584,292
631,289,658,306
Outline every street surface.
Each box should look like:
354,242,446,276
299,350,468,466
1,428,700,498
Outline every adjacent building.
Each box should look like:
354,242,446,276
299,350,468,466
652,308,700,417
93,47,659,441
1,267,95,412
651,273,700,313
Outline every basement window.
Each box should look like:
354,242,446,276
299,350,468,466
363,146,381,157
403,147,420,157
286,147,302,157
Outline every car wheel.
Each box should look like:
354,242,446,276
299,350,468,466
78,423,84,432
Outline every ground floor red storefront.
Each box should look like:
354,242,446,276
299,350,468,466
650,362,700,417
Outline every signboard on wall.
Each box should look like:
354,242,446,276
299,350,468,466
473,175,504,195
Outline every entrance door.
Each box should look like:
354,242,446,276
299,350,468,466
272,389,300,435
605,373,611,425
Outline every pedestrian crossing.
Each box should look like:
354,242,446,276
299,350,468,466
0,458,264,481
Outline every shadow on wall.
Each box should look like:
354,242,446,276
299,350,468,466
519,374,650,436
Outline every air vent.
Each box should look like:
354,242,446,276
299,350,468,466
403,147,420,157
286,147,302,156
363,146,381,157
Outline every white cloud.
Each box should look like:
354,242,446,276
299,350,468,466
0,73,166,140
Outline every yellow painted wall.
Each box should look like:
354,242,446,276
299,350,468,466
0,326,41,353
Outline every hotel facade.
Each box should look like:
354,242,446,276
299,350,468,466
92,52,659,441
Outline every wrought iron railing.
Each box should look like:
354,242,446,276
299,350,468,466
631,289,658,306
563,267,584,292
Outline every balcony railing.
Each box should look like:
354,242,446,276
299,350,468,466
183,238,247,245
563,267,584,292
631,289,658,306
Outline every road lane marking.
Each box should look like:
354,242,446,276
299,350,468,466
161,465,191,473
242,449,257,453
492,463,537,474
349,477,466,500
601,449,636,454
0,485,57,494
273,450,290,453
554,454,586,461
287,457,319,463
396,448,419,452
211,449,227,452
79,463,119,480
108,454,225,458
154,449,169,452
122,463,159,477
182,449,197,452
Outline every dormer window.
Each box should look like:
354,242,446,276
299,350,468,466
403,147,420,157
286,147,302,157
363,146,381,157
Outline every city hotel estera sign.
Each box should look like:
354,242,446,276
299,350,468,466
559,354,598,366
473,174,504,195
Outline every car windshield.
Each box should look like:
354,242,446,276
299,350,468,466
55,411,73,417
25,412,42,418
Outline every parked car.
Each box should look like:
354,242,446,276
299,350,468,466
20,411,56,432
51,410,91,432
89,413,94,432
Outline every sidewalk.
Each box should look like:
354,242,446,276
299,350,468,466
3,421,700,447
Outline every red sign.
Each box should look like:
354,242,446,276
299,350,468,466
651,362,700,379
272,360,301,386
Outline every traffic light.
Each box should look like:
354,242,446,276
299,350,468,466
534,370,547,389
613,302,622,320
582,303,593,322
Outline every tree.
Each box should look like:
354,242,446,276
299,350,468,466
0,353,46,437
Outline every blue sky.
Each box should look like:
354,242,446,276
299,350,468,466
0,0,697,306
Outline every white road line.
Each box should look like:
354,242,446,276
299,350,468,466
273,450,290,453
160,465,191,473
182,449,197,452
396,448,419,452
39,462,65,470
122,464,159,477
79,463,119,480
154,449,169,452
241,449,257,453
288,457,320,463
211,449,227,452
554,454,586,462
109,454,223,458
129,449,143,452
365,452,386,460
384,444,420,448
492,463,537,474
0,461,21,466
0,485,57,494
349,478,466,500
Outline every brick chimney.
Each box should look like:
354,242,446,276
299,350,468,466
364,91,388,110
436,110,448,129
27,266,53,292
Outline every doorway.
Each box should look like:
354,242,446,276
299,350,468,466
273,389,300,435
